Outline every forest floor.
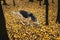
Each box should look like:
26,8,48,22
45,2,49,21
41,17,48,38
2,0,60,40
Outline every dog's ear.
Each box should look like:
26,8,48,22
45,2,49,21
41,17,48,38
29,13,33,17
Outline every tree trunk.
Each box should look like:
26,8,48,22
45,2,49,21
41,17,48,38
13,0,15,6
3,0,7,5
0,1,9,40
56,0,60,23
29,0,34,2
44,0,49,25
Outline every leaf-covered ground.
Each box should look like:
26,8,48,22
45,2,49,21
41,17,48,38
2,0,60,40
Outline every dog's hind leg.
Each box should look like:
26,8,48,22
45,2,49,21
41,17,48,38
20,21,25,25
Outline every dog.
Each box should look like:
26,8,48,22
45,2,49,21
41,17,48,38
13,10,39,26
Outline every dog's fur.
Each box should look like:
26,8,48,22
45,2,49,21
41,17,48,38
13,10,39,26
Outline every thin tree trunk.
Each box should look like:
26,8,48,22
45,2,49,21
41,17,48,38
3,0,7,5
52,0,54,3
29,0,34,2
13,0,15,6
44,0,49,25
56,0,60,23
37,0,42,6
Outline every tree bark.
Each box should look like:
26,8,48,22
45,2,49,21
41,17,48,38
56,0,60,23
0,1,9,40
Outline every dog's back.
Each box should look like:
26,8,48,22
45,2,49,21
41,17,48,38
19,10,29,18
20,10,37,22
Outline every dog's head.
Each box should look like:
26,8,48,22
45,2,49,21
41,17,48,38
29,13,37,22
